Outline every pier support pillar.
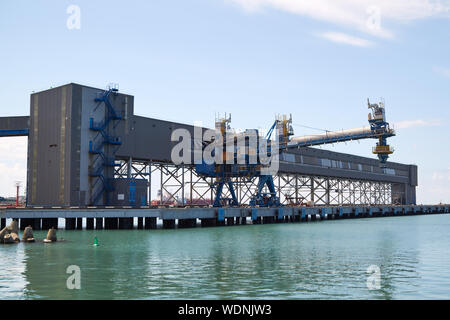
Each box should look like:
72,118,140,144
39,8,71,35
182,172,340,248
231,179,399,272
65,218,76,230
76,218,83,230
163,219,175,229
119,217,133,230
240,217,247,225
42,218,58,230
96,218,103,230
145,217,157,229
86,218,94,230
137,217,144,229
105,218,118,230
253,217,262,224
226,217,235,226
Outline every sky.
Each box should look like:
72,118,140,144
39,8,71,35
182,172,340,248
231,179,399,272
0,0,449,203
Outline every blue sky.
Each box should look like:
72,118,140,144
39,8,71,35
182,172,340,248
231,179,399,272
0,0,449,203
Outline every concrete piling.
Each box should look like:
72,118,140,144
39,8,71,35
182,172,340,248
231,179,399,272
226,217,235,226
253,217,262,224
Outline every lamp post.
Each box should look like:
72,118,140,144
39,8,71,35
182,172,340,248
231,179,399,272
15,181,21,207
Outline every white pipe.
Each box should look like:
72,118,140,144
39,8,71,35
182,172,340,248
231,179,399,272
288,126,372,145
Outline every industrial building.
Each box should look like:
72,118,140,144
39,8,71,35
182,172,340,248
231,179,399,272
0,83,417,209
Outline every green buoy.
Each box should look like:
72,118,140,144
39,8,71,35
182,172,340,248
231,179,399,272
93,236,99,246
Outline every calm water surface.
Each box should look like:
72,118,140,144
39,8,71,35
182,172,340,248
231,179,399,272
1,214,450,299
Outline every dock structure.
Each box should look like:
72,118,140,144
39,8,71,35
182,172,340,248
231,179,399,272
0,83,418,211
1,205,449,230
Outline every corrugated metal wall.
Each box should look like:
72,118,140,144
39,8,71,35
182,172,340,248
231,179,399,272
22,83,418,206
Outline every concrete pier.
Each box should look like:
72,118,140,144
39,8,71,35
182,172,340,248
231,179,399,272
0,205,448,231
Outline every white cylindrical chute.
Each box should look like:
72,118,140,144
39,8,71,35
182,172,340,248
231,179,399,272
288,126,372,146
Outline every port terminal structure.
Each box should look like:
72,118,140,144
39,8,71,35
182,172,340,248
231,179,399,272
0,82,442,230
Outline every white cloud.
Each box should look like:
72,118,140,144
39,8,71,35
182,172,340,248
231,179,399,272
318,32,373,47
227,0,450,38
419,169,450,203
433,66,450,78
393,119,442,129
0,137,27,197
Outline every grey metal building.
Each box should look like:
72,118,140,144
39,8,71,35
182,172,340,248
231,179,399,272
0,83,417,207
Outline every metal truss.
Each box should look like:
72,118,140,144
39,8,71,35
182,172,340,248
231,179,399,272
114,159,394,206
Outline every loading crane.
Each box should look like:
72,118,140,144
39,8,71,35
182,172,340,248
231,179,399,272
195,99,395,207
287,99,394,164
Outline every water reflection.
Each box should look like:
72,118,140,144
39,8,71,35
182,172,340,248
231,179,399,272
1,215,448,299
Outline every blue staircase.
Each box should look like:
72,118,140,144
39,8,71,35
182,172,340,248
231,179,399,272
89,87,123,205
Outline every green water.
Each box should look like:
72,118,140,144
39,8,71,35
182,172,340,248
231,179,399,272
1,214,450,299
